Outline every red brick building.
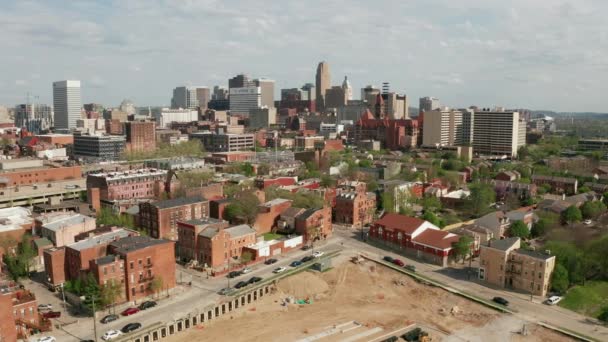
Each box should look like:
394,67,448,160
254,198,292,234
108,236,176,302
352,109,419,149
0,293,17,342
210,198,232,220
36,134,74,146
0,164,82,187
89,255,126,300
333,181,376,227
87,168,169,203
254,176,297,190
125,121,156,153
369,213,461,266
196,224,257,270
176,218,229,263
138,196,209,240
294,207,332,242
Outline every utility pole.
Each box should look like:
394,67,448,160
92,294,98,342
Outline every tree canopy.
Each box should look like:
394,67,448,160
467,183,496,217
224,192,261,224
561,205,582,224
451,235,473,263
509,221,530,239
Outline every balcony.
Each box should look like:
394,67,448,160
144,262,153,268
506,268,522,275
138,275,154,283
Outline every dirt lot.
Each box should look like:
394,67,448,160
166,260,574,342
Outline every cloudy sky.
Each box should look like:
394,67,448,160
0,0,606,112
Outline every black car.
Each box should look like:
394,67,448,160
138,301,157,310
301,245,311,251
121,322,142,333
80,340,95,342
234,281,248,289
264,258,278,265
301,256,314,263
383,256,394,263
247,276,262,284
100,314,119,324
492,297,509,306
228,271,242,278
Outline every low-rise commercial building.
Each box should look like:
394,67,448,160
73,133,126,161
37,212,96,247
190,132,255,152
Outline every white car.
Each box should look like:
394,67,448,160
241,267,252,274
36,337,56,342
37,304,53,311
312,251,324,258
545,296,563,305
273,267,286,274
584,219,592,225
102,330,122,341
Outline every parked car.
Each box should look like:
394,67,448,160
101,314,119,324
290,260,302,267
584,219,592,225
241,267,252,274
121,307,140,316
383,256,394,263
392,259,405,267
36,337,56,342
38,304,53,311
492,297,509,306
218,287,232,295
80,340,95,342
121,322,142,333
247,276,262,284
228,271,242,278
138,301,157,310
101,330,122,341
234,281,248,289
301,256,314,263
301,245,311,251
404,264,416,272
273,267,286,273
42,311,61,319
545,296,563,305
312,251,324,258
264,258,278,265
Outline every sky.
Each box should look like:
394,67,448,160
0,0,607,112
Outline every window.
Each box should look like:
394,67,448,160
478,268,485,280
140,285,144,293
138,259,142,266
147,257,151,265
104,267,107,275
131,288,135,296
130,261,134,270
500,265,503,271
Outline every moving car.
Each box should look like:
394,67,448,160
247,276,262,284
312,251,324,258
101,314,119,324
273,267,287,273
101,330,122,341
38,304,53,311
36,337,56,342
241,267,252,274
290,260,302,267
138,301,157,310
404,264,416,272
301,256,314,263
121,307,140,316
545,296,562,305
492,297,509,306
42,311,61,319
264,258,278,265
383,256,394,263
121,322,142,333
228,271,242,278
218,287,232,295
392,259,405,267
234,281,248,289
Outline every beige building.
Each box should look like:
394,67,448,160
472,108,525,158
249,107,277,129
478,237,555,297
422,109,472,147
37,213,97,247
315,61,331,111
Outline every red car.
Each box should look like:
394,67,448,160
121,307,140,316
42,311,61,319
392,259,405,267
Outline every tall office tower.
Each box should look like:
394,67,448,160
422,109,472,147
315,61,331,111
419,97,440,114
324,86,347,109
53,80,81,130
14,104,53,134
229,74,255,89
196,87,211,111
255,78,275,108
342,76,353,101
171,86,199,109
229,87,262,116
472,108,524,158
361,85,380,105
301,83,316,101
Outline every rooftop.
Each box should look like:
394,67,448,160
513,248,555,261
42,213,94,232
95,255,118,265
110,235,172,254
152,195,206,209
182,217,223,226
88,168,167,181
487,237,520,251
69,229,133,251
261,198,291,207
225,224,256,238
374,213,425,235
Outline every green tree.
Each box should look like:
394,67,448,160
366,180,378,192
240,163,255,177
257,163,271,176
467,183,496,217
240,250,254,263
451,236,473,264
580,201,607,219
223,192,260,224
603,192,608,206
550,264,569,294
422,211,443,227
561,205,582,225
381,191,396,213
509,221,530,239
320,174,335,187
100,280,123,312
358,159,373,168
149,276,164,299
421,196,442,213
598,307,608,323
577,186,591,193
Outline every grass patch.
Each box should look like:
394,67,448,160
263,232,282,241
560,281,608,317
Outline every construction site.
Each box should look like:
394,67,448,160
166,254,575,342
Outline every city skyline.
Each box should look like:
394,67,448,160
1,1,607,112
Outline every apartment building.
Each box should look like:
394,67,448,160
37,212,96,247
472,108,525,158
196,224,257,269
125,121,156,153
531,175,578,195
175,218,229,262
138,196,209,240
86,168,168,202
422,108,473,147
478,237,555,297
333,181,376,227
294,207,332,242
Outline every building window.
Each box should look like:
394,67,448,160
130,261,134,269
104,267,107,275
140,285,144,293
131,288,135,296
478,268,485,280
500,265,503,271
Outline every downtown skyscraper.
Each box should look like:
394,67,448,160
53,80,81,130
315,61,331,111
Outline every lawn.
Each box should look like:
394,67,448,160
263,232,283,241
559,281,608,318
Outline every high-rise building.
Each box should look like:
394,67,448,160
255,78,275,108
154,108,199,128
472,108,525,157
171,86,203,109
419,97,440,114
361,85,380,105
315,61,331,111
212,86,229,100
229,87,262,116
196,87,211,111
422,109,472,147
73,132,126,161
53,80,81,130
342,76,353,101
228,74,255,89
125,121,156,153
279,84,316,113
324,86,347,109
249,107,277,129
14,104,53,134
371,92,408,119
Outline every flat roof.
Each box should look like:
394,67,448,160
88,168,167,181
152,195,206,209
109,235,172,254
69,229,132,251
42,213,93,232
